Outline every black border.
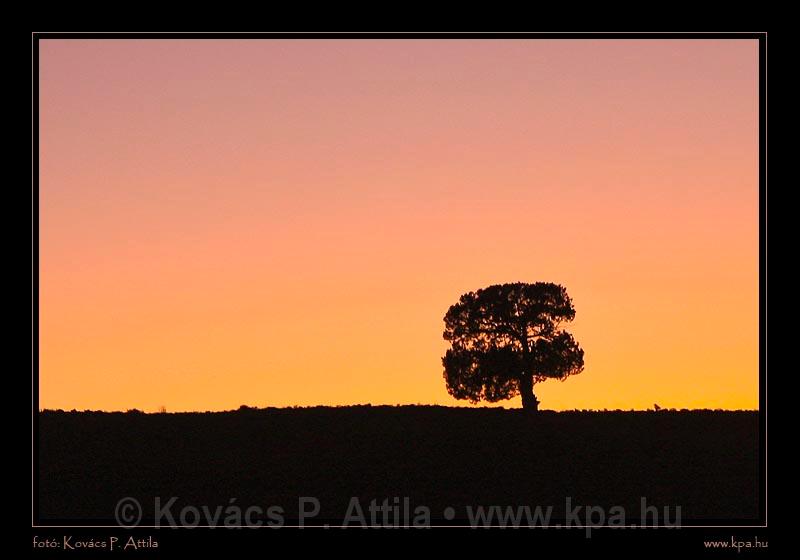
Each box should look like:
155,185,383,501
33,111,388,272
34,32,763,40
31,31,768,550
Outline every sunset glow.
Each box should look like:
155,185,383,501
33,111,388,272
38,39,759,411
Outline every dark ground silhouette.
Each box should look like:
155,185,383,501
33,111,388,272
37,406,758,523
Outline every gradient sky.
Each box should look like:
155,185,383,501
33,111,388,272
38,39,759,412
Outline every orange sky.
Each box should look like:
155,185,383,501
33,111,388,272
38,39,759,412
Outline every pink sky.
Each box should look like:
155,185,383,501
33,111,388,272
39,39,759,411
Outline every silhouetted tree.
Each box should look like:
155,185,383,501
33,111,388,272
442,282,584,411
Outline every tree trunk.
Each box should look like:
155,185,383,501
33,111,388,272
519,375,539,412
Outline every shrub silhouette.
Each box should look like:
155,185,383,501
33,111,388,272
442,282,584,411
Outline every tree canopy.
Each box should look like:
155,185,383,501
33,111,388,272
442,282,584,410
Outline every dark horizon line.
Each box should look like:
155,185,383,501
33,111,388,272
38,404,759,414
